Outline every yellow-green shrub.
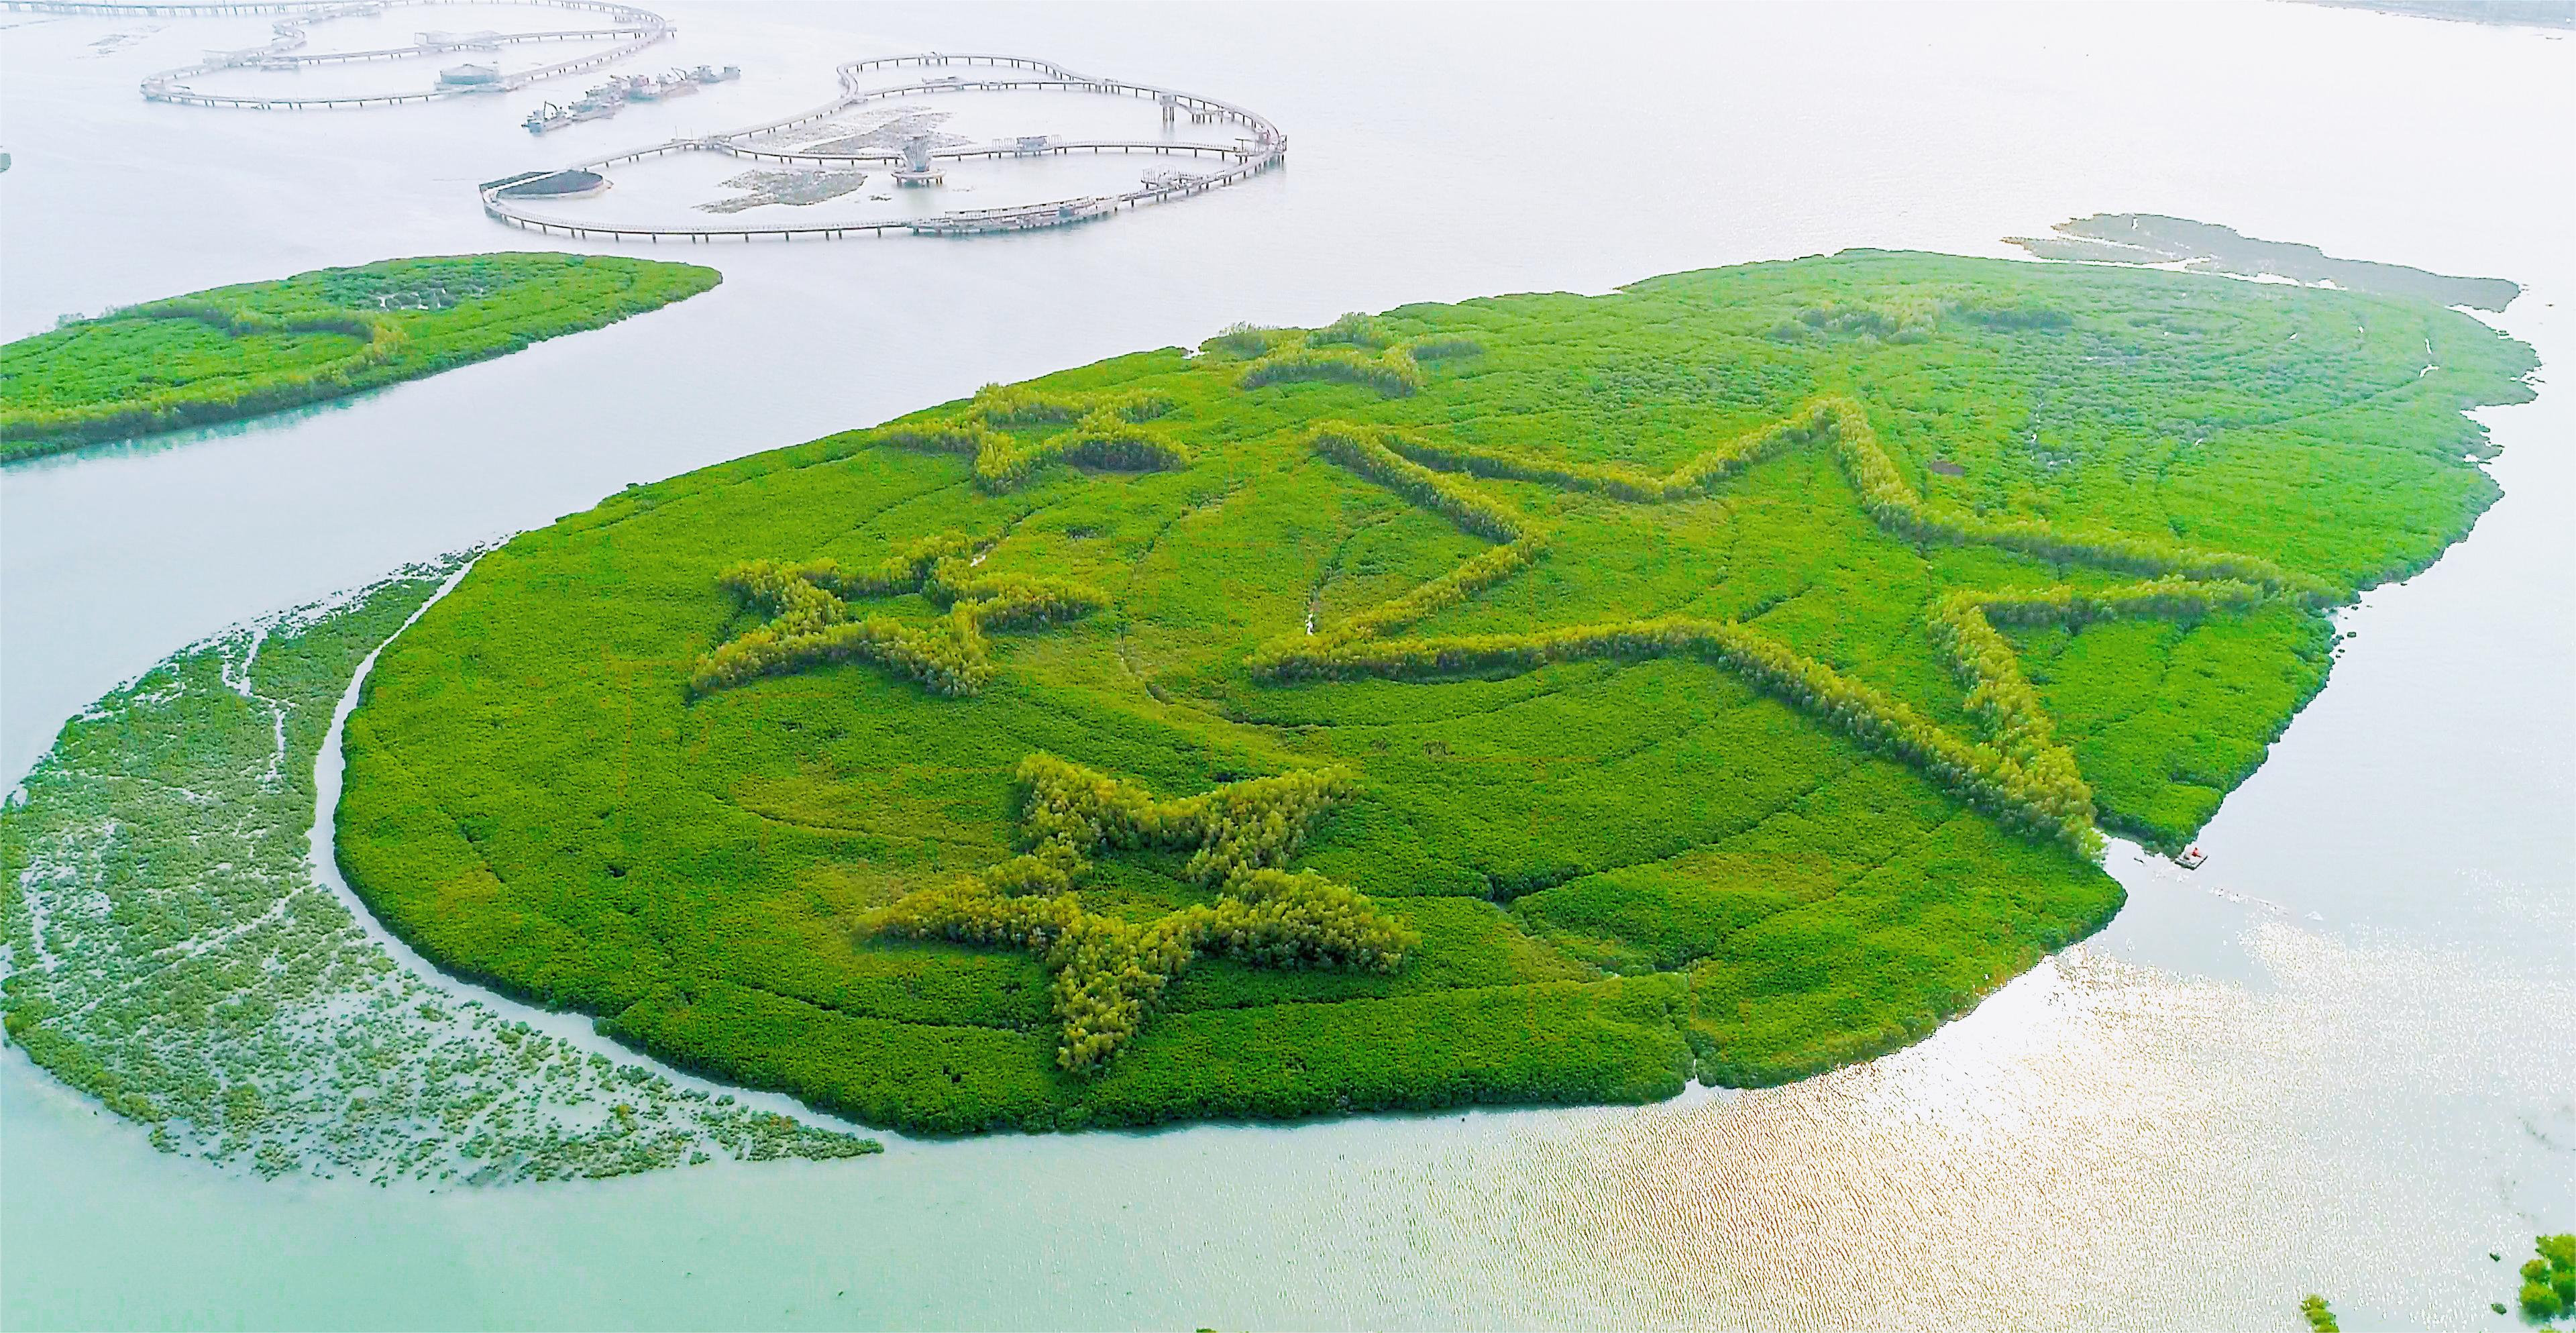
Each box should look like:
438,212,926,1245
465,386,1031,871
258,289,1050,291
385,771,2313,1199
691,547,1106,698
871,755,1413,1071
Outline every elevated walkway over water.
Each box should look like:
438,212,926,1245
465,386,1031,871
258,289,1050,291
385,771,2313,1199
478,52,1285,242
0,0,672,109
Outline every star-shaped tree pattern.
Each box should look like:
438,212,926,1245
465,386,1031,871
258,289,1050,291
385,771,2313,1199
1244,396,2330,857
871,384,1188,492
869,754,1417,1071
690,531,1108,698
686,382,1204,697
700,341,2348,1067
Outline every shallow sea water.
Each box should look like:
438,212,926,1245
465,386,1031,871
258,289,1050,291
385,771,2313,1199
3,3,2571,1328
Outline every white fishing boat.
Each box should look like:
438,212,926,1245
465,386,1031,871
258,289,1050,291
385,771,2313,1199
625,70,700,101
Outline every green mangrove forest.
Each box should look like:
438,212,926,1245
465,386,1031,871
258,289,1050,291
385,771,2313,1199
0,253,718,459
2520,1234,2576,1324
331,251,2534,1134
0,562,877,1181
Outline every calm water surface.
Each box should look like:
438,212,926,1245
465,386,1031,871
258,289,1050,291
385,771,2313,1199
3,3,2571,1328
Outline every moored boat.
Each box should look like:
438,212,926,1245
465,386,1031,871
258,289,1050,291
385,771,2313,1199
623,70,700,101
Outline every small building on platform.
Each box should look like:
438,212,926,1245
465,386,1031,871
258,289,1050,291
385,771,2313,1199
892,135,945,186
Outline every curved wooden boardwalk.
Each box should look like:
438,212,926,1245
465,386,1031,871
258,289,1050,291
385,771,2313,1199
479,52,1285,242
0,0,673,109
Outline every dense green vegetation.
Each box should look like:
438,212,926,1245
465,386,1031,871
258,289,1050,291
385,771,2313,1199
871,753,1415,1070
0,562,876,1181
875,384,1187,492
2299,1293,2339,1332
1240,403,2327,857
2521,1235,2576,1324
0,254,718,458
335,251,2533,1133
690,535,1110,698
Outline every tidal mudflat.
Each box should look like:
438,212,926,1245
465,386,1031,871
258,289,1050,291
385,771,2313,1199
0,559,876,1183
